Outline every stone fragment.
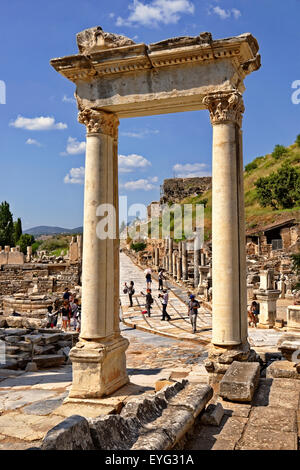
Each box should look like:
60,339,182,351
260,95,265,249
42,333,62,344
41,415,95,450
201,403,224,426
5,316,23,328
32,355,65,369
3,328,28,336
88,415,140,450
219,361,260,402
168,384,213,418
25,362,38,372
0,318,7,328
266,360,300,380
4,335,22,344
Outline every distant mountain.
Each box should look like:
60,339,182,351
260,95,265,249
24,226,83,236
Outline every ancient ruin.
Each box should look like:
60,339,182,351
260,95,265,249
50,26,261,398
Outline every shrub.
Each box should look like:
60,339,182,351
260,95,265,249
272,144,288,160
291,253,300,275
255,163,300,209
17,234,35,254
131,241,147,252
245,161,258,172
296,134,300,147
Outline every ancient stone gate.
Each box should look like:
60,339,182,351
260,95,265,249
51,27,260,399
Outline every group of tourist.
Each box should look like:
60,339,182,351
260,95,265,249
46,287,81,332
123,267,201,333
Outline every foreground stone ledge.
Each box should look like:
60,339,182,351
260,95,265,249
40,381,213,450
219,361,260,402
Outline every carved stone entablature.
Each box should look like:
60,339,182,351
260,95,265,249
203,91,245,127
78,109,119,137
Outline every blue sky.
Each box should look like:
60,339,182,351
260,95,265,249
0,0,300,229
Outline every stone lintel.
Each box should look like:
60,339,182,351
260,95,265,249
50,31,260,118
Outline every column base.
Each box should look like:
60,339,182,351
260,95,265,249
204,340,260,383
68,334,129,399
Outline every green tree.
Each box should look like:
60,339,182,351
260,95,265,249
0,201,14,247
272,144,288,160
295,135,300,147
291,253,300,275
255,163,300,210
17,234,35,254
245,161,258,173
13,218,22,245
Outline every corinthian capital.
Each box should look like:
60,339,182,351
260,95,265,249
203,91,244,127
78,108,119,137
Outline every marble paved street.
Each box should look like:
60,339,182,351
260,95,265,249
120,253,212,344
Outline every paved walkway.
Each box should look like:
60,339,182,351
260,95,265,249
120,253,212,344
185,377,300,450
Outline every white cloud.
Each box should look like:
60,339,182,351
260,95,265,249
62,95,76,104
64,167,85,184
121,177,158,191
10,115,67,131
61,137,86,156
173,163,210,178
210,6,241,20
118,154,151,173
116,0,195,27
232,8,241,19
121,129,159,138
26,138,42,147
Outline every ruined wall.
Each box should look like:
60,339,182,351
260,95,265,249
160,177,212,204
0,263,81,296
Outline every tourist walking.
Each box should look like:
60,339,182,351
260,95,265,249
145,269,152,289
188,294,200,333
159,289,171,321
158,268,165,291
124,281,135,307
61,301,69,331
141,288,154,317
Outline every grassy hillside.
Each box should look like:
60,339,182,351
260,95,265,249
182,139,300,240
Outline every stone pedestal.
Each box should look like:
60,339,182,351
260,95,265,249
68,109,129,399
287,305,300,332
69,336,129,398
255,289,281,329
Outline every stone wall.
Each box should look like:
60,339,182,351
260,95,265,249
160,177,212,204
0,263,81,296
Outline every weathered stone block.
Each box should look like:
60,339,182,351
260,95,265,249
219,361,260,402
41,415,94,450
266,360,300,380
32,355,65,369
88,415,140,450
201,403,224,426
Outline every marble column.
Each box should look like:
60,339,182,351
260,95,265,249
194,236,201,288
203,91,248,350
182,241,188,281
173,251,177,278
155,247,159,267
69,108,128,399
169,238,173,274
